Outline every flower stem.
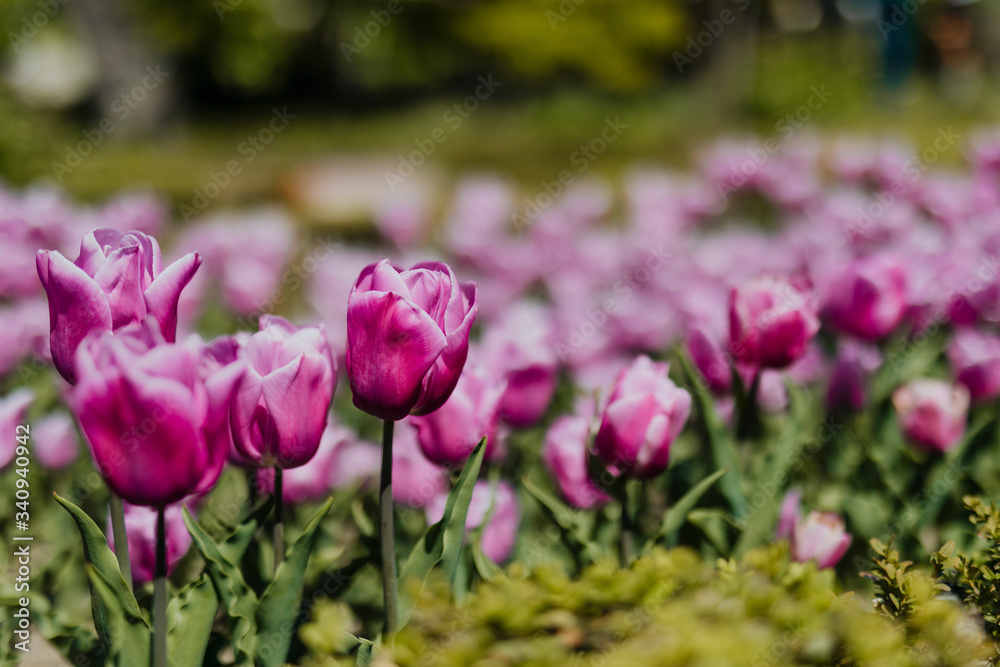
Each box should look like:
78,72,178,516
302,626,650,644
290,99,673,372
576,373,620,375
109,493,132,590
618,484,635,567
274,466,284,573
380,419,399,637
153,507,167,667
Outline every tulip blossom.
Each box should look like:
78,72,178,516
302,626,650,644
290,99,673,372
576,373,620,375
391,420,448,508
593,356,692,479
37,228,201,383
0,389,34,469
826,341,882,413
230,316,335,469
346,259,477,421
542,400,610,510
892,379,970,453
108,502,192,584
948,328,1000,403
70,319,244,507
426,481,520,563
32,412,80,470
776,491,852,568
408,363,506,466
729,276,820,369
824,256,907,340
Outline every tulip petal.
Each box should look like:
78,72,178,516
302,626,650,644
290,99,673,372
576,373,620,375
410,283,477,416
92,243,147,330
144,252,201,342
199,360,245,493
259,353,333,468
231,368,266,463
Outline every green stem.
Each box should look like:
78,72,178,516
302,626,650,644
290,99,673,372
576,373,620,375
274,466,284,573
153,507,167,667
618,483,635,567
109,493,132,590
380,419,399,637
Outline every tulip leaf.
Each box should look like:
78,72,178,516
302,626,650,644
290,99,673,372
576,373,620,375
355,637,376,666
167,574,219,667
53,494,151,664
183,507,259,667
471,538,502,583
399,437,486,623
648,468,728,550
219,497,275,566
522,475,603,563
256,497,334,667
676,349,746,515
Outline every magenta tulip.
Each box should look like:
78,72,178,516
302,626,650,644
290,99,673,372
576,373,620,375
0,389,34,469
346,259,477,421
593,356,692,479
230,316,335,469
775,491,852,568
826,341,881,413
729,276,819,369
32,412,80,470
542,401,611,509
108,502,192,584
893,379,969,453
426,480,520,563
408,363,506,466
391,420,448,508
70,319,244,507
948,328,1000,403
824,256,907,340
36,228,201,383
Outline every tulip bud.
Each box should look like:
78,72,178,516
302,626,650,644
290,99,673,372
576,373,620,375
392,420,448,509
70,319,244,507
409,363,506,466
346,259,477,421
892,379,969,453
826,341,881,413
230,316,336,469
593,356,692,479
108,502,192,584
426,481,520,563
542,401,610,509
0,389,34,469
775,490,852,568
824,256,907,340
729,276,819,369
32,412,80,470
37,228,201,384
948,328,1000,403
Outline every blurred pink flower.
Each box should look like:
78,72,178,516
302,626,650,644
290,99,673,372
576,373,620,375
893,379,969,453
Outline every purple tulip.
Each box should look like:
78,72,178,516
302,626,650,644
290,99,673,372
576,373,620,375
36,228,201,384
230,316,335,469
826,341,882,413
426,480,520,563
32,412,80,470
0,298,50,375
893,379,970,453
408,363,506,466
775,491,852,569
108,502,192,584
542,400,611,510
729,276,820,369
0,389,34,469
686,326,732,394
948,328,1000,403
391,420,448,508
593,356,692,479
346,259,477,421
823,256,907,340
70,319,244,507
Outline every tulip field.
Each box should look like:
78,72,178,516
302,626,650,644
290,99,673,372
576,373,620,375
6,128,1000,666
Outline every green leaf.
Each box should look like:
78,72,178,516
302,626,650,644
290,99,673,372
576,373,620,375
649,468,728,549
521,476,603,563
256,497,334,667
399,437,486,623
53,494,150,665
355,638,376,666
676,349,746,514
219,497,274,566
471,538,502,582
167,574,218,667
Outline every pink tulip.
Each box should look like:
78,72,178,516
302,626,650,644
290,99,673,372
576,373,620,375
0,298,49,375
948,328,1000,403
230,316,335,469
729,276,820,369
346,259,477,421
593,356,692,479
37,228,201,383
391,420,448,509
426,480,520,563
31,412,80,470
408,363,506,466
686,326,732,395
823,256,907,340
542,400,610,509
775,491,852,569
70,319,244,507
892,379,969,453
108,502,192,584
0,389,34,469
826,341,881,413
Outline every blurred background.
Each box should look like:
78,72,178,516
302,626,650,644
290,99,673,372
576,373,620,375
1,0,998,212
